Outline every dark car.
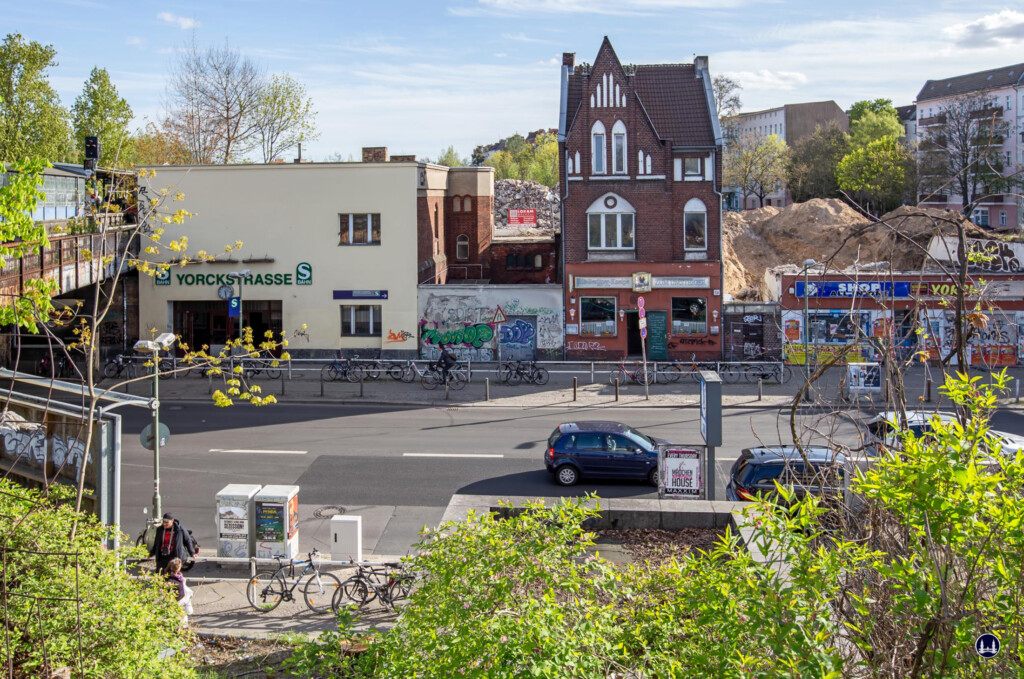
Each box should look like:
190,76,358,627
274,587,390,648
544,421,669,487
725,446,846,503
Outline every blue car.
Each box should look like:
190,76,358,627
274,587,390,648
544,421,668,487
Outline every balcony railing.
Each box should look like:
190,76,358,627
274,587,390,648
0,231,132,302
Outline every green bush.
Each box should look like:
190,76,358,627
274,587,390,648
0,481,197,678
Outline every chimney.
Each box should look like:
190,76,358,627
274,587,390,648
694,56,708,72
562,52,575,68
362,147,389,163
293,142,303,163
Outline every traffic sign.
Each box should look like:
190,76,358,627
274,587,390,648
492,305,507,324
640,327,647,339
140,423,170,451
228,297,241,318
638,317,647,330
637,296,645,309
638,307,646,319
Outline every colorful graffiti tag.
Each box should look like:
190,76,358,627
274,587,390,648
385,329,414,343
421,322,494,348
499,319,535,345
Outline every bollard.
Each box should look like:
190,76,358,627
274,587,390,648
926,377,933,403
445,380,450,401
615,377,619,402
281,375,285,396
485,377,490,401
758,377,763,401
1017,379,1020,404
573,376,578,402
359,379,364,397
590,362,595,384
320,376,324,397
208,372,213,395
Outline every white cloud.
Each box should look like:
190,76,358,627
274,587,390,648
501,32,553,44
494,52,509,57
450,0,749,17
945,10,1024,48
125,36,145,47
157,12,200,30
325,37,411,56
726,69,808,91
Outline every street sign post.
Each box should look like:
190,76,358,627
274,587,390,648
638,296,649,400
697,370,722,500
228,297,241,318
493,305,507,362
140,423,170,451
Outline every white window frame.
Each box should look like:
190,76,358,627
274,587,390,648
684,157,702,177
591,121,607,175
587,213,635,250
340,305,382,337
683,198,708,251
972,208,990,227
612,120,627,175
456,234,469,261
453,197,461,212
339,213,381,245
1000,211,1007,227
585,193,636,251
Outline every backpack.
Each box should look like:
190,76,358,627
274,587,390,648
185,529,200,555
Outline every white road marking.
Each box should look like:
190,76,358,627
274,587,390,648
209,448,308,455
403,453,504,458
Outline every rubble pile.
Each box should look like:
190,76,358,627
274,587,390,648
493,179,560,238
723,198,990,300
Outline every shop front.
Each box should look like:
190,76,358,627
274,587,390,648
565,264,722,361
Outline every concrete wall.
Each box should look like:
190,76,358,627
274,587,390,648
418,284,563,361
140,163,421,356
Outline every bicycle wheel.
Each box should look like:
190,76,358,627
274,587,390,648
401,365,417,383
422,370,440,390
103,361,118,379
608,369,625,385
720,364,742,383
345,365,365,383
364,361,383,380
246,571,287,612
658,364,682,384
303,571,342,614
335,576,371,610
388,363,405,381
532,367,549,385
637,367,654,386
264,364,282,380
449,370,468,391
507,369,523,386
744,365,766,383
498,362,514,383
781,365,793,384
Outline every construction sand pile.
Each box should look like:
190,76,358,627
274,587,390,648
493,179,560,238
723,199,989,300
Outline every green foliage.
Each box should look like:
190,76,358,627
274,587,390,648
849,109,904,149
254,73,319,163
289,372,1024,677
483,132,558,186
435,145,466,167
0,480,197,677
848,98,897,125
837,134,915,213
787,121,850,202
0,157,57,330
724,132,789,206
0,33,72,162
71,67,135,167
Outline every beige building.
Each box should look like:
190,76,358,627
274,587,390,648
140,152,492,357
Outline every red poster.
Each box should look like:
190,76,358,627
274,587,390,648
508,209,537,226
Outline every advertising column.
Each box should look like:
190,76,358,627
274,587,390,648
215,484,261,558
253,485,300,559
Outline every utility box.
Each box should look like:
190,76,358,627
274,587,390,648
215,483,262,558
330,515,362,562
254,485,300,560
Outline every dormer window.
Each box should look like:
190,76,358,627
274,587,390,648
591,121,606,174
612,120,627,174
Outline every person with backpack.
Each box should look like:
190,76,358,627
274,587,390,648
435,343,457,384
149,512,195,572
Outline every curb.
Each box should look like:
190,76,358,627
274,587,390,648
157,396,797,410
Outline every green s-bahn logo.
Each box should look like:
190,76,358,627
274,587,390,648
296,262,312,286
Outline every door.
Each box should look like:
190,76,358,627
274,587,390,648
500,316,537,361
646,311,668,360
570,433,612,476
626,312,643,356
606,434,650,478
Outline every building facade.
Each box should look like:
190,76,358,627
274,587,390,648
728,101,849,210
140,153,491,358
914,63,1024,230
558,38,724,361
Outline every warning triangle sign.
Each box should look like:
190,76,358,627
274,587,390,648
492,306,508,324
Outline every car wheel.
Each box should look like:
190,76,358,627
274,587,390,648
554,465,579,486
648,467,659,487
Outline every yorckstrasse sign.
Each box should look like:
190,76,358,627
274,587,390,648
156,263,312,287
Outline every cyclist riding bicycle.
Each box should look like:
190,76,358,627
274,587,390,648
435,343,457,383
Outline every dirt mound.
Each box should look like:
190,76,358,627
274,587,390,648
493,179,560,237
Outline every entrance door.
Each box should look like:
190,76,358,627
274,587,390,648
626,312,642,356
646,311,668,360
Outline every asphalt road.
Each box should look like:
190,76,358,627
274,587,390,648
114,401,1024,551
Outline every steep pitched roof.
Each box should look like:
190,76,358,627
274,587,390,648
895,105,916,122
916,63,1024,102
633,64,716,146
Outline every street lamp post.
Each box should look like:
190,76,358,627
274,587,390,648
134,332,176,527
802,259,816,381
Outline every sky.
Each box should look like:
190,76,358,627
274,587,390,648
8,0,1024,161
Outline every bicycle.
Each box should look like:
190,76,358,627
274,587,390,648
421,362,468,390
103,354,138,380
351,354,384,380
659,354,718,383
506,360,549,386
321,355,365,383
241,357,282,380
333,562,414,612
744,362,792,384
245,548,342,614
608,362,653,386
389,360,428,383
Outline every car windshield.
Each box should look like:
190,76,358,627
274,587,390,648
548,428,563,448
623,425,655,447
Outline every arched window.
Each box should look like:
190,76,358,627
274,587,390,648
637,150,645,174
453,196,462,212
506,254,515,269
533,254,543,269
591,121,606,174
463,197,472,212
456,234,469,261
612,120,627,174
683,198,707,251
586,193,635,251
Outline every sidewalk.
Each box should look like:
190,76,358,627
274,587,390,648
104,364,1024,410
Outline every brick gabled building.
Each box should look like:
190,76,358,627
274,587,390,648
558,37,724,360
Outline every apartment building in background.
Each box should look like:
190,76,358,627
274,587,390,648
727,101,849,210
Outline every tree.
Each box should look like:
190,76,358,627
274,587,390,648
526,132,558,187
470,144,488,166
787,121,850,202
254,73,319,163
435,145,466,167
837,134,916,214
133,120,190,166
724,132,788,208
849,109,904,148
0,33,72,162
71,67,134,167
480,132,558,186
713,74,742,141
848,97,897,125
918,92,1015,218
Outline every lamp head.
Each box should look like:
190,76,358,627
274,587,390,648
803,259,816,269
154,333,176,349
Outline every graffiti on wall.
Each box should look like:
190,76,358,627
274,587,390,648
566,340,606,352
385,329,414,343
421,322,495,348
500,319,535,345
0,414,92,477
